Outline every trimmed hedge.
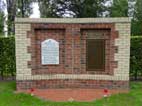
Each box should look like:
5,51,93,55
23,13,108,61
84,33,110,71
0,37,15,80
130,36,142,80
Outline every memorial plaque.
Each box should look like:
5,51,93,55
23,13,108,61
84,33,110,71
41,39,59,65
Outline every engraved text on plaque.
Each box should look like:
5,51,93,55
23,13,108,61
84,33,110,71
41,39,59,65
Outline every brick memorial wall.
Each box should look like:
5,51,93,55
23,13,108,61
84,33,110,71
15,18,131,101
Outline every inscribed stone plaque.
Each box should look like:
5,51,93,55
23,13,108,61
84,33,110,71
41,39,59,65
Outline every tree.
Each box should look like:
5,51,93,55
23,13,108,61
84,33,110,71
133,0,142,21
130,37,142,80
109,0,129,17
38,0,59,18
39,0,109,18
65,0,109,18
5,0,34,35
6,0,16,35
131,0,142,35
128,0,135,17
0,1,5,36
16,0,33,18
0,11,4,35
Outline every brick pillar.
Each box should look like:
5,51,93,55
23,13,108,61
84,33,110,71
65,25,81,74
71,26,81,74
65,27,74,73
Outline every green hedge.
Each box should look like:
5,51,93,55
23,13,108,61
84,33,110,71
0,37,15,79
130,36,142,80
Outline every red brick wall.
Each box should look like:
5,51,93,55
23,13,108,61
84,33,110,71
18,23,126,90
16,80,129,90
27,23,118,75
32,29,65,74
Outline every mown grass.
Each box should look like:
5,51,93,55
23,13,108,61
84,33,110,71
0,81,142,106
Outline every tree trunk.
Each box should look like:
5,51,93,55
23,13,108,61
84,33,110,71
21,0,24,17
6,0,16,35
0,70,4,80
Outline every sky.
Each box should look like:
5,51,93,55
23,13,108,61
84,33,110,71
30,2,40,18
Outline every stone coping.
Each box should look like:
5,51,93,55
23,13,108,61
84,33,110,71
15,17,131,24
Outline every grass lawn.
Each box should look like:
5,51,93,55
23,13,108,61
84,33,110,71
0,81,142,106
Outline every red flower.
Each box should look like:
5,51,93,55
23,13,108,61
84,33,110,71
103,89,108,94
30,88,35,92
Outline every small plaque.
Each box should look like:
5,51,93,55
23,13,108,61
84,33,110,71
41,39,59,65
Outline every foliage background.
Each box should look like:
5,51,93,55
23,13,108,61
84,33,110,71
130,36,142,80
0,37,15,80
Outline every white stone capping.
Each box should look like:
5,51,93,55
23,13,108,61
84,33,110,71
15,17,131,24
